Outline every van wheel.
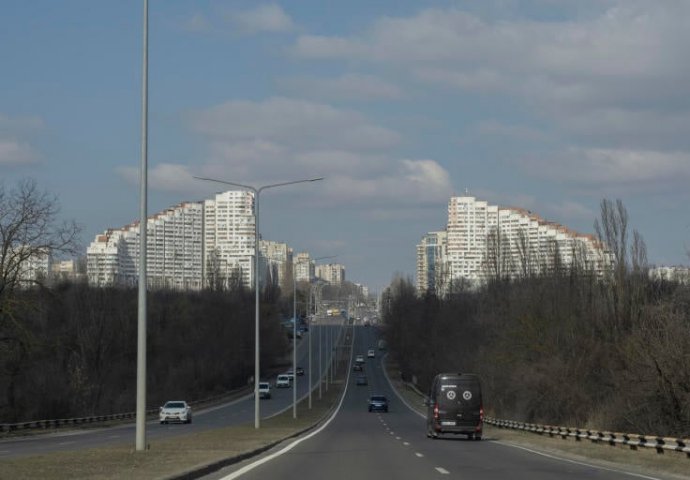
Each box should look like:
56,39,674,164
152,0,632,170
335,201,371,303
474,435,482,441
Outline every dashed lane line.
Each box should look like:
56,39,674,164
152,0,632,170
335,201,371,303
435,467,450,475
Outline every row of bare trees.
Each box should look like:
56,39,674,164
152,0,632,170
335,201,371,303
0,283,290,422
0,179,293,423
382,200,690,437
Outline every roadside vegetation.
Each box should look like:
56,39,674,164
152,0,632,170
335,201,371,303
382,199,690,438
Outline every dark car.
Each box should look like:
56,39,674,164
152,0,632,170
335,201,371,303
353,363,363,372
295,366,305,376
425,373,483,440
368,395,388,412
356,375,368,386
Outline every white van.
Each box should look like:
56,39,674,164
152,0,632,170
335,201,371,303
258,382,271,399
276,374,291,388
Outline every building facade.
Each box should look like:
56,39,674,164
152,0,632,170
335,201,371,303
316,263,346,284
416,196,612,294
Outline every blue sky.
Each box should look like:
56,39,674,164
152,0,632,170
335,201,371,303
2,0,690,292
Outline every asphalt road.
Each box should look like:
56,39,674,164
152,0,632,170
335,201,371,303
204,326,662,480
0,319,347,459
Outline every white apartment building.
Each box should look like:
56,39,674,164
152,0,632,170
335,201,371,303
293,252,315,282
260,240,293,292
649,265,690,284
203,191,256,289
9,246,51,287
418,196,611,292
316,263,345,284
87,202,204,290
415,231,448,295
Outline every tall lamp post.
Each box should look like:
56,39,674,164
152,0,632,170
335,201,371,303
294,256,335,413
195,175,323,428
135,0,149,452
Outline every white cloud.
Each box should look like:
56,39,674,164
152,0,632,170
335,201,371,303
227,4,296,34
189,97,400,151
183,13,211,32
290,2,690,150
180,97,452,212
0,139,38,166
0,113,43,167
117,163,197,194
278,74,403,101
520,147,690,188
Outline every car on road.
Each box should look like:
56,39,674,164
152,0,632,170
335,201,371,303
355,355,365,364
425,372,483,440
356,375,368,386
368,395,388,412
276,374,291,388
258,382,271,399
295,366,305,376
285,371,295,381
159,400,192,424
367,349,375,358
353,363,363,372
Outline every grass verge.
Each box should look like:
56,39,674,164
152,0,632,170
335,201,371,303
0,382,344,480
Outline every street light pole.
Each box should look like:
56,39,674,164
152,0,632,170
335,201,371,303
194,175,323,429
135,0,149,452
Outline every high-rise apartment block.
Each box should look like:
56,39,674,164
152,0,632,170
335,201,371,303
417,196,612,294
88,201,204,289
416,231,448,295
293,252,315,282
88,192,255,290
260,240,293,292
203,191,255,289
316,263,346,284
87,191,333,292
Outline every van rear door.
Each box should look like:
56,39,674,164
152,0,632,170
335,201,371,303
437,378,481,427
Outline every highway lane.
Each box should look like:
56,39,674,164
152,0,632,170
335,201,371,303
206,325,663,480
0,318,347,459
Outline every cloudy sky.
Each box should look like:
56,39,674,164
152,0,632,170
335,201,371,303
2,0,689,292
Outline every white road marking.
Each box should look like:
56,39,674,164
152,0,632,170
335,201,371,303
435,467,450,474
403,441,410,446
497,443,662,480
415,452,424,457
396,436,401,440
58,441,75,446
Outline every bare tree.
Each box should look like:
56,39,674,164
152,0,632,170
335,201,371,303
0,179,81,331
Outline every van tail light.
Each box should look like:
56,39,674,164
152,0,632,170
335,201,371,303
479,405,484,422
433,403,439,420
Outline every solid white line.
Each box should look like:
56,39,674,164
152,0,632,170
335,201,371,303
497,443,662,480
403,441,410,446
218,323,355,480
435,467,450,474
415,452,424,457
381,354,661,480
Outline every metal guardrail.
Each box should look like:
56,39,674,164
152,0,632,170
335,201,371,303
485,417,690,458
0,387,251,434
394,373,690,460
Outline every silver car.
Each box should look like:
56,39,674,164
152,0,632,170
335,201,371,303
159,400,192,424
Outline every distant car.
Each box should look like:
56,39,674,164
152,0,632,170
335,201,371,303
353,363,363,372
295,366,305,376
276,374,291,388
258,382,271,399
356,375,368,386
355,355,365,364
159,400,192,424
285,371,295,381
368,395,388,412
367,349,375,358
